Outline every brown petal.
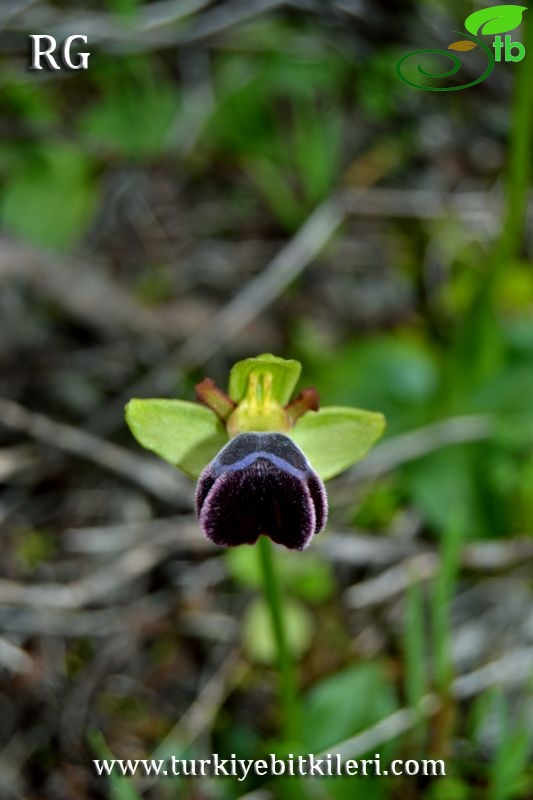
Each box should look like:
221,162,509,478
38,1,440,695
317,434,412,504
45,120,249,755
448,40,477,51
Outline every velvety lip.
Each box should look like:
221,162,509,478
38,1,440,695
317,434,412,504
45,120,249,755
195,432,328,550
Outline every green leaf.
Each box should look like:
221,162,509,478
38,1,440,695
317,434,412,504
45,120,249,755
290,406,386,481
242,596,313,664
224,546,264,588
225,547,334,603
405,446,493,538
301,663,398,753
465,5,527,36
228,353,301,405
293,333,438,434
246,157,303,231
79,58,179,160
1,145,97,250
428,778,471,800
125,399,227,479
288,556,335,603
105,0,140,19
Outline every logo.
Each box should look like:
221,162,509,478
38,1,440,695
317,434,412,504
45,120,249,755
396,4,527,91
28,35,90,71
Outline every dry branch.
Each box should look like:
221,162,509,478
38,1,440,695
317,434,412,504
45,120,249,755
315,646,533,762
335,414,495,490
90,195,346,432
0,237,206,342
4,0,287,51
0,396,193,506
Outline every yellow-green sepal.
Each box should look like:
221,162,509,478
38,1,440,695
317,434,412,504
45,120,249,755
125,398,228,479
289,406,386,481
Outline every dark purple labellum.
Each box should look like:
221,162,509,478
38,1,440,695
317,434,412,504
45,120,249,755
195,432,328,550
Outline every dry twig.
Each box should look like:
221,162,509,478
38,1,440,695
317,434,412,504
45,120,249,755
141,649,248,791
90,195,346,432
0,395,192,506
316,646,533,761
336,414,495,488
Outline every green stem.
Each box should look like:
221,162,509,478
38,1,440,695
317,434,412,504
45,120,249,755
257,535,300,742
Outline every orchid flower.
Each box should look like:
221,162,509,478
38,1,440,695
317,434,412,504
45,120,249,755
126,354,385,550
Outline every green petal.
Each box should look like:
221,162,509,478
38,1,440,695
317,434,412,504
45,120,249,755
228,353,301,405
125,399,228,479
289,406,386,481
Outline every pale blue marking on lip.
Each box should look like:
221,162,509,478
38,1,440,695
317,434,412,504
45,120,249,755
214,450,309,480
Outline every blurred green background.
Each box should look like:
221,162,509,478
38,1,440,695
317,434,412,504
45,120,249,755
0,1,532,799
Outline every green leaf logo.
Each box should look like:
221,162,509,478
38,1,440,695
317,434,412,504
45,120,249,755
465,5,527,36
